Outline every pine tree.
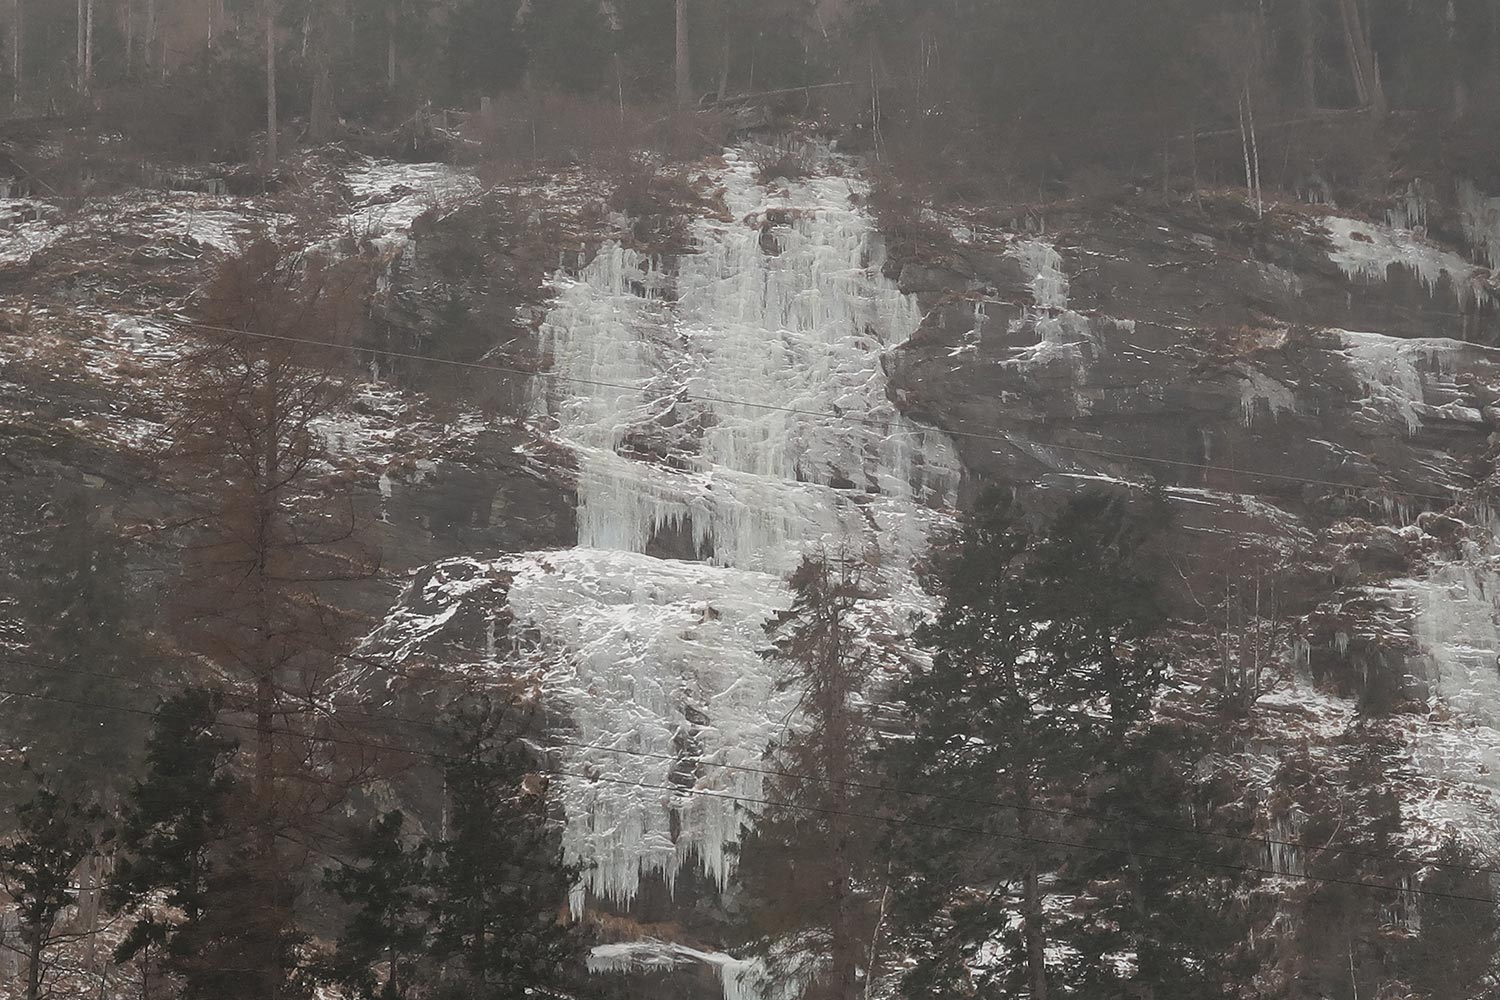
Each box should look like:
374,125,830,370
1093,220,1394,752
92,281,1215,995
425,697,584,999
734,554,886,1000
7,489,154,796
1399,835,1500,998
883,488,1172,999
110,689,238,980
323,810,428,1000
1069,722,1262,1000
1,769,106,1000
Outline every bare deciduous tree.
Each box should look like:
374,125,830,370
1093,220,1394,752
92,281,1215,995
165,241,380,996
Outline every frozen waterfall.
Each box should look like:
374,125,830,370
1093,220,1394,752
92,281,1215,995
511,149,959,918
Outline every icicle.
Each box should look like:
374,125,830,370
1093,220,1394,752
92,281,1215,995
520,150,960,913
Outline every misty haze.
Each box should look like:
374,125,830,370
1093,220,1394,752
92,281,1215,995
0,2,1497,999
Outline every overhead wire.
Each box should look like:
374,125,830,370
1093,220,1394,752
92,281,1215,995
4,660,1497,895
15,309,1496,879
145,316,1471,505
35,648,1500,879
22,293,1495,908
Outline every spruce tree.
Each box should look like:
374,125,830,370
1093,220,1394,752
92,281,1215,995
1398,835,1500,998
110,689,238,975
323,810,429,1000
425,697,584,999
1,769,106,1000
7,489,154,796
883,488,1172,999
1069,722,1262,1000
734,554,886,1000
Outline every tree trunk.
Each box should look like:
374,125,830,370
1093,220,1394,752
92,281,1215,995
386,1,396,90
309,0,334,140
1298,0,1318,109
824,608,859,1000
145,0,155,76
84,0,93,94
25,927,43,1000
674,0,691,107
1338,0,1385,113
717,18,731,101
251,363,282,1000
123,0,133,79
310,57,332,140
77,0,84,92
11,0,21,106
1014,774,1048,1000
265,0,278,165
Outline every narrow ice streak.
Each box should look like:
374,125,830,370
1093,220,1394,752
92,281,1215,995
1005,238,1098,400
588,942,783,1000
1238,367,1295,428
1458,179,1500,268
1321,215,1491,310
1379,553,1500,857
519,149,960,920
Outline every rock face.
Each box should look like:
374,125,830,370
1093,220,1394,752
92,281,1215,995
329,149,1500,995
360,150,1500,995
7,136,1500,998
876,185,1500,951
395,148,958,914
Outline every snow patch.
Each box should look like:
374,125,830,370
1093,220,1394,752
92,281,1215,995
341,159,480,253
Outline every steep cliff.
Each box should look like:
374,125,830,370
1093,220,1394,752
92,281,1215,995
4,133,1500,997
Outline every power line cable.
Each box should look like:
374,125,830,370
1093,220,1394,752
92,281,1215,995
12,323,1483,874
8,575,1499,881
1,680,1493,906
33,314,1495,883
148,316,1469,504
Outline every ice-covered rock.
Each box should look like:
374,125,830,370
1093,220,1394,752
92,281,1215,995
517,150,959,924
1322,215,1491,311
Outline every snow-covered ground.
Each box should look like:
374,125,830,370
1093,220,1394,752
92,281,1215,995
340,159,481,254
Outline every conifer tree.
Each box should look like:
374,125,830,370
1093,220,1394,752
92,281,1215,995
323,810,428,1000
883,488,1172,1000
110,689,238,981
1,769,106,1000
7,489,154,796
1398,835,1500,998
735,554,886,1000
425,697,583,999
1069,722,1262,999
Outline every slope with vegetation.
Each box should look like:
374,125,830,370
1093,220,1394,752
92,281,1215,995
4,2,1500,999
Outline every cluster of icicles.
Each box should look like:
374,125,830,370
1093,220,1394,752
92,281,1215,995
511,148,959,921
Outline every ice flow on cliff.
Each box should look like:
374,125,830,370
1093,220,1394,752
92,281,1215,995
513,149,958,915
